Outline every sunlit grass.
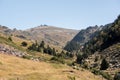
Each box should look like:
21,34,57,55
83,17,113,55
0,54,105,80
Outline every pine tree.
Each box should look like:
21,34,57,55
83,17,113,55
100,58,109,70
40,41,45,48
52,48,56,56
76,54,83,64
28,43,37,51
37,46,41,52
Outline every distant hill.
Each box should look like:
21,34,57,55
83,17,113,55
0,25,79,48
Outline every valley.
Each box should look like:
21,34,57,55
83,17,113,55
0,25,106,80
0,15,120,80
0,0,120,80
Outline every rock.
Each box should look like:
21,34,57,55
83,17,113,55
0,44,25,57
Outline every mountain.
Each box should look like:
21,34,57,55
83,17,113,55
71,26,100,43
64,22,113,52
0,25,79,48
1,16,119,80
64,25,103,52
63,15,120,79
78,15,120,77
0,28,105,80
25,26,79,47
83,15,120,54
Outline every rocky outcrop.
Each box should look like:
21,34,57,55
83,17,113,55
0,44,42,62
100,43,120,69
0,44,26,57
82,43,120,78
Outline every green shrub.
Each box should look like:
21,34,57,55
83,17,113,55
21,41,28,47
100,58,109,70
8,36,12,41
91,68,100,75
82,63,89,69
76,54,83,64
22,55,31,60
100,71,112,80
91,68,112,80
114,72,120,80
51,56,65,64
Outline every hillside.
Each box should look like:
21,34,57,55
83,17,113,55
25,26,79,47
0,53,105,80
64,25,101,52
78,15,120,78
0,25,79,48
0,28,106,80
0,16,119,80
62,15,120,79
83,15,120,54
64,23,113,52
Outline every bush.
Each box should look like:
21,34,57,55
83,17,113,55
51,56,65,64
21,41,28,47
91,68,100,75
28,43,37,51
91,68,112,80
100,71,112,80
114,72,120,80
100,58,109,70
8,36,12,41
22,55,31,60
82,63,89,69
76,54,83,64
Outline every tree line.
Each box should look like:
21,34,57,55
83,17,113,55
27,40,74,59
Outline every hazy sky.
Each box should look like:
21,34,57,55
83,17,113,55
0,0,120,30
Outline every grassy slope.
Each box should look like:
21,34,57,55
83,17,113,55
0,33,25,52
0,33,105,80
0,54,105,80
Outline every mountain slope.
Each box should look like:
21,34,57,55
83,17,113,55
25,26,79,47
64,25,102,52
83,15,120,54
0,31,105,80
64,23,113,52
0,25,79,48
80,15,120,77
0,53,105,80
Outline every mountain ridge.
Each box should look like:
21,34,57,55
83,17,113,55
0,25,79,48
64,23,113,52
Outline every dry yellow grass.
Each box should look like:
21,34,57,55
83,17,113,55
0,54,106,80
12,36,32,49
